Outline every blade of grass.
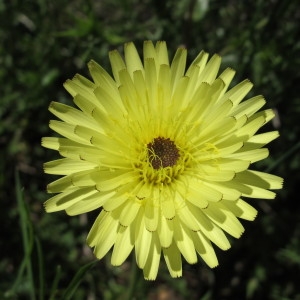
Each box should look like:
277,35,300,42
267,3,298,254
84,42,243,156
10,171,36,300
35,237,45,300
124,257,138,300
49,265,62,300
61,260,98,300
265,140,300,173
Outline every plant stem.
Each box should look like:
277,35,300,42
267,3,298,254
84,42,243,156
124,256,138,300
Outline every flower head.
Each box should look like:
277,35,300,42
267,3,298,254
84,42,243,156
42,41,283,279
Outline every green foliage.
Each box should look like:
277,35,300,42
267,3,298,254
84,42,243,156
1,0,299,299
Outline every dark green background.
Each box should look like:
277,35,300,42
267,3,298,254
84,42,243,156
1,0,299,299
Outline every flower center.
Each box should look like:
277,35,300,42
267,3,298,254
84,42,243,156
147,137,180,169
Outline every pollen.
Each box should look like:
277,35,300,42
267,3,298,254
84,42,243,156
147,137,180,169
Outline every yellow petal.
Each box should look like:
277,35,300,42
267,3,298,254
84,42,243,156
143,232,161,280
235,170,283,190
196,79,226,121
217,158,250,172
203,99,233,125
163,242,182,278
119,200,142,227
247,131,279,147
49,101,99,129
191,230,219,268
233,95,266,118
170,47,187,89
45,187,97,212
88,59,118,94
49,121,88,144
135,208,152,268
204,202,245,238
111,225,134,266
87,211,106,246
144,58,158,109
92,213,119,259
215,180,276,199
157,64,172,121
46,174,77,193
155,41,169,66
160,186,176,219
204,181,241,201
222,199,257,221
173,217,197,264
195,117,237,146
44,158,97,175
186,180,222,207
186,50,208,79
96,171,139,192
66,191,111,215
63,75,96,98
171,76,189,117
157,214,173,248
41,137,60,150
144,198,159,231
143,40,156,62
198,54,221,84
218,67,236,96
93,85,125,119
175,193,201,231
124,42,144,76
108,49,126,85
228,148,269,163
221,79,253,106
102,189,128,211
197,165,236,182
235,115,266,139
187,203,231,250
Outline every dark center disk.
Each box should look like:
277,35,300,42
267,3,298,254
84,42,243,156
147,137,179,170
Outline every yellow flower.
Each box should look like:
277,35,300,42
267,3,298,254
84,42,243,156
42,41,283,280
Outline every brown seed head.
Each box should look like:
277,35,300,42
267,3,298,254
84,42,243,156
147,137,180,170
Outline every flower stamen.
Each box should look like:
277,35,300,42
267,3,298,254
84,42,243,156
147,137,180,170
